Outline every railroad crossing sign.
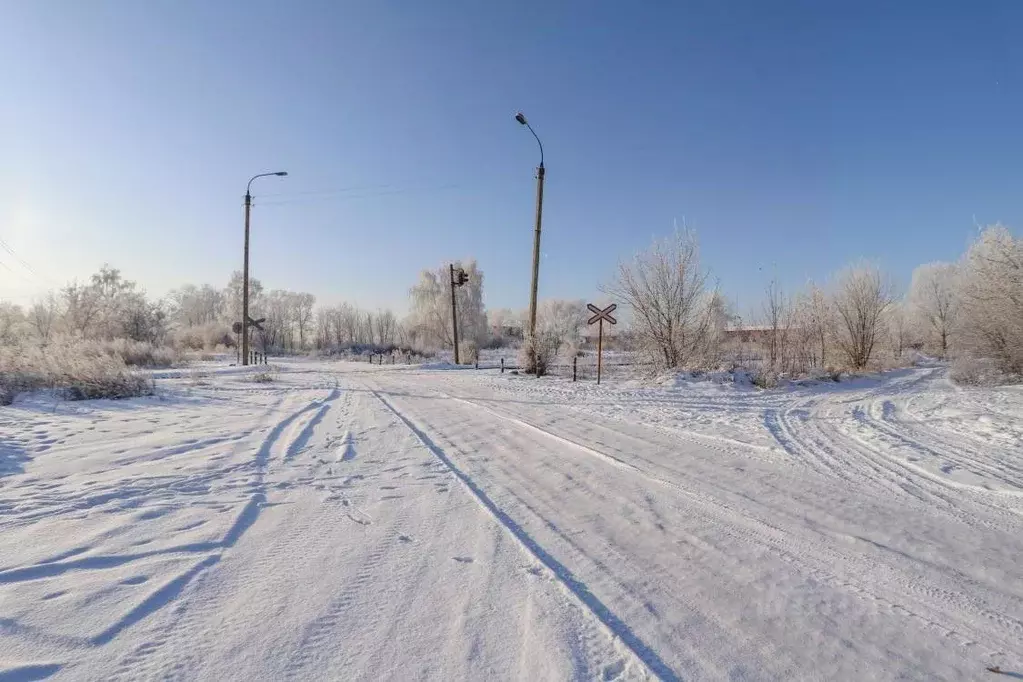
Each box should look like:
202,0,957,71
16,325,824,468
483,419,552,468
586,303,617,385
587,303,617,325
234,317,265,338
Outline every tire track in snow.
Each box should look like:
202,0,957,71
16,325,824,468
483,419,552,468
106,387,342,679
267,387,340,465
865,398,1023,493
809,400,1023,532
764,388,1023,534
439,392,1023,662
367,388,675,682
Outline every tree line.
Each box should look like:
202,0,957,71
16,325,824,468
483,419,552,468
1,222,1019,384
605,223,1022,383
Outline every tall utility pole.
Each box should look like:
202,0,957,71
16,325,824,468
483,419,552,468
242,193,252,366
515,112,545,370
241,171,288,365
529,164,545,336
450,264,460,365
449,264,468,364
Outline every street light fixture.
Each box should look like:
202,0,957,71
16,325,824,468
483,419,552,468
242,171,288,366
516,111,545,372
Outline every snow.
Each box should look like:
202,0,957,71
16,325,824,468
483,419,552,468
1,360,1021,680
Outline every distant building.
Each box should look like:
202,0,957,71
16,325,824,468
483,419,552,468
723,325,799,343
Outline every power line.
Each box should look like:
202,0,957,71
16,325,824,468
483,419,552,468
0,254,45,292
0,236,57,286
257,184,396,198
255,184,461,207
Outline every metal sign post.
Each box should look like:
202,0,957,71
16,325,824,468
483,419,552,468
587,303,617,385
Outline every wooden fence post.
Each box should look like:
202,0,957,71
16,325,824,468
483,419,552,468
573,356,577,382
501,358,504,374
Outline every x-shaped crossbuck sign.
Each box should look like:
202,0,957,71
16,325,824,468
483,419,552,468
587,303,617,325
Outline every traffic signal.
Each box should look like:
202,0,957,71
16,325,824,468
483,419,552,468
457,270,469,286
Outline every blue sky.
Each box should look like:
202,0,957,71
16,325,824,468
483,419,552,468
2,1,1020,315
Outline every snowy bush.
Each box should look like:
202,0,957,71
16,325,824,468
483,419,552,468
251,366,280,383
173,322,235,351
519,300,588,375
750,369,779,389
0,340,153,404
518,331,558,377
98,338,178,368
949,356,1011,386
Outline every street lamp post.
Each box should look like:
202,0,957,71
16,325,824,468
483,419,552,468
515,112,544,372
242,171,288,366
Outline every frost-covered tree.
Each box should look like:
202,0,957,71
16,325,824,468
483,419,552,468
761,279,789,371
60,281,102,338
29,294,59,344
786,288,822,373
705,291,735,348
224,271,264,328
487,308,523,343
831,263,893,370
0,302,26,345
603,229,715,370
907,262,959,357
956,224,1023,375
407,260,486,354
168,284,225,328
119,291,166,343
804,283,833,368
886,301,912,362
261,290,291,350
293,293,316,349
315,307,333,349
329,303,356,345
89,265,135,340
374,309,397,346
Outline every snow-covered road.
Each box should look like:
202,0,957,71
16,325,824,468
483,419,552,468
1,362,1021,680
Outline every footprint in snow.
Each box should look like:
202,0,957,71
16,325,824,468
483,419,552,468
121,576,149,585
